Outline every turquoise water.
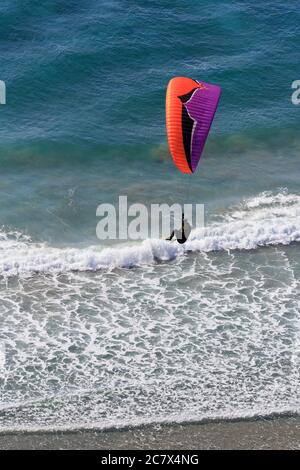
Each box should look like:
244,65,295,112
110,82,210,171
0,1,299,431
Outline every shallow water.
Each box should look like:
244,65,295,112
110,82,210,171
0,191,299,430
0,0,299,431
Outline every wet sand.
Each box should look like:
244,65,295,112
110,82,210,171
0,416,299,450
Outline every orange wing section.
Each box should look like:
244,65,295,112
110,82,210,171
166,77,202,174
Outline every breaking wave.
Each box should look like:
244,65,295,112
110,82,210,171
0,191,299,276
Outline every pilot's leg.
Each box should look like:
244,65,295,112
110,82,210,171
166,230,175,241
175,229,187,244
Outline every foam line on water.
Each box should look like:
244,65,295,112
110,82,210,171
0,408,299,434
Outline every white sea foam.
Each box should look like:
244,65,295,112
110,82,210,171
0,191,299,432
0,191,299,276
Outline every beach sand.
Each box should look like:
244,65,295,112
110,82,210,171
0,417,299,450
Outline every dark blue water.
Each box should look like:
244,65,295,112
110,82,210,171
0,0,299,432
0,0,299,242
1,1,299,150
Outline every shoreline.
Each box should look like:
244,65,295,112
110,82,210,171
0,416,299,450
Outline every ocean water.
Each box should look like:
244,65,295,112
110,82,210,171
0,0,299,432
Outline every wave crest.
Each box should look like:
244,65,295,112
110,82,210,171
0,191,299,276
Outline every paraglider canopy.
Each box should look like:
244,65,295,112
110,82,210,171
166,77,221,174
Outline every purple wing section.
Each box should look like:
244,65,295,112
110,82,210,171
184,82,221,172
